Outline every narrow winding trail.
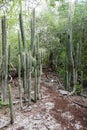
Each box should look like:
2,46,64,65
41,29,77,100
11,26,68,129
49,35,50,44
0,72,87,130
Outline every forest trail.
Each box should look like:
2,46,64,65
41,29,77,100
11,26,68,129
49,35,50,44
0,71,87,130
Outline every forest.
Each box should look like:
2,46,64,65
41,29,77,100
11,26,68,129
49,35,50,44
0,0,87,130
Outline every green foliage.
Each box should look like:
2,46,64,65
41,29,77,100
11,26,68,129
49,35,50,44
0,0,87,91
75,83,82,95
50,0,55,7
0,100,9,109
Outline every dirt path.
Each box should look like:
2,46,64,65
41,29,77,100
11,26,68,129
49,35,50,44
0,73,87,130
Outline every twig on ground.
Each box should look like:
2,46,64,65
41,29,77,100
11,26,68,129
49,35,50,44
42,123,50,130
68,96,87,108
81,94,87,98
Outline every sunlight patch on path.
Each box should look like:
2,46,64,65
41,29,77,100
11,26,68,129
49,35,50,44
5,112,63,130
0,115,10,129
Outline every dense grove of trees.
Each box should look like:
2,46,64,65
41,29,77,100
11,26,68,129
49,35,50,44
0,0,87,111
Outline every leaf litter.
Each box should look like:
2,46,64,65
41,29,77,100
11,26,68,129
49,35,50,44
0,72,87,130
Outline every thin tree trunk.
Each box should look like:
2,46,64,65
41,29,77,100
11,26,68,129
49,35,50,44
8,84,14,124
34,69,37,102
22,52,27,91
18,55,23,109
30,8,35,56
19,6,26,51
81,71,83,93
68,1,76,94
18,31,22,57
8,44,11,72
36,35,41,99
27,52,32,105
1,15,8,102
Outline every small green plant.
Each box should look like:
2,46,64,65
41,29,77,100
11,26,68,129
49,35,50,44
0,99,9,109
75,83,82,95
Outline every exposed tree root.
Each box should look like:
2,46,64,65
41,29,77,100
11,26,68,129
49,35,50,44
9,63,16,71
68,87,76,96
8,74,13,83
56,79,64,90
81,94,87,98
68,96,87,108
43,123,50,130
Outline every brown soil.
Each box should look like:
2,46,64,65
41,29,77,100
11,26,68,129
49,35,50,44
0,72,87,130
